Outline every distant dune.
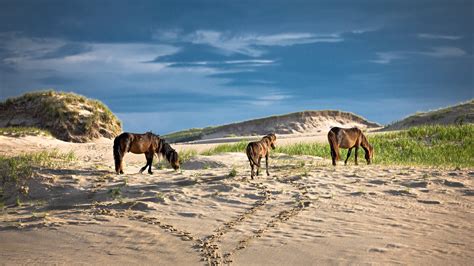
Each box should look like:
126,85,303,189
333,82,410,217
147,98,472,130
383,100,474,131
164,110,380,143
0,90,122,142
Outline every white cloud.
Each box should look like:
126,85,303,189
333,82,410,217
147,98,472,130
371,47,467,64
370,52,405,64
417,33,462,40
245,92,292,107
0,35,285,100
224,59,275,64
420,47,466,58
155,29,343,57
2,37,180,73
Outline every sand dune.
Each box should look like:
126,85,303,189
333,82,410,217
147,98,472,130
164,110,381,143
383,99,473,131
0,135,473,265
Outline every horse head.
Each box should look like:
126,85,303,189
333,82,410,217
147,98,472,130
266,133,277,149
365,144,374,164
157,140,180,170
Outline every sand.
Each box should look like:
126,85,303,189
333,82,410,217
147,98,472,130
0,135,473,265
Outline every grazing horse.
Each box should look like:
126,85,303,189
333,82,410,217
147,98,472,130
113,132,180,174
246,133,277,179
327,127,373,166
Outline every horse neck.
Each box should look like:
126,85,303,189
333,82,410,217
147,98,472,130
160,142,174,160
261,136,271,146
359,133,370,150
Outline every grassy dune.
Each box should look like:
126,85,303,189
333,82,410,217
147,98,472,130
202,125,474,168
0,90,122,142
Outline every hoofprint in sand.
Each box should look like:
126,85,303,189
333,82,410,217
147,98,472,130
0,135,473,265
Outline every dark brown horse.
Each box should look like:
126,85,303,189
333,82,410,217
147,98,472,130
113,132,179,174
327,127,373,166
246,133,277,179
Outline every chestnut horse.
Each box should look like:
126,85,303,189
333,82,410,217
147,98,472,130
113,132,179,174
246,133,277,179
327,127,373,166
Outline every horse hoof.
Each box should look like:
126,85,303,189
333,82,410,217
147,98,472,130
148,171,153,175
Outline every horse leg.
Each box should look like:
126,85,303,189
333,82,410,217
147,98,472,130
265,154,270,176
120,141,132,174
118,152,125,174
115,155,121,174
256,157,262,176
250,162,255,179
139,154,149,174
146,152,154,174
355,146,359,165
345,148,352,165
331,148,337,166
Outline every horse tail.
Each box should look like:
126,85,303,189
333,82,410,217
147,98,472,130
327,130,340,161
246,144,260,167
113,134,123,173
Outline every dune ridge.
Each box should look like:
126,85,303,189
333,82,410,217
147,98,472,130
165,110,381,143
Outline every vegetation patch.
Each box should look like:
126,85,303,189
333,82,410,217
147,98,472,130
201,125,474,168
0,150,76,206
201,141,248,156
178,149,198,164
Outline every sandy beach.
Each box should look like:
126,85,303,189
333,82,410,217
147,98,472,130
0,135,473,265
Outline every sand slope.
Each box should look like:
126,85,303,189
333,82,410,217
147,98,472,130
0,136,473,265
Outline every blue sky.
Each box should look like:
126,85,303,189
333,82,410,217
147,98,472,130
0,0,472,134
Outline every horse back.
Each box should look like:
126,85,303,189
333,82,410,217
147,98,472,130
118,132,157,154
248,140,269,157
330,127,362,149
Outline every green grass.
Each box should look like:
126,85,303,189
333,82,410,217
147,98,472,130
200,125,474,168
228,167,237,177
0,127,52,137
201,141,248,155
0,150,76,205
0,149,76,182
178,149,198,164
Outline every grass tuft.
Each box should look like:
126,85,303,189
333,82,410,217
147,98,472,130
228,168,237,177
178,149,198,164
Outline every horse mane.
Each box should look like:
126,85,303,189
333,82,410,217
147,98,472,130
262,133,275,142
156,139,176,162
359,131,371,150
